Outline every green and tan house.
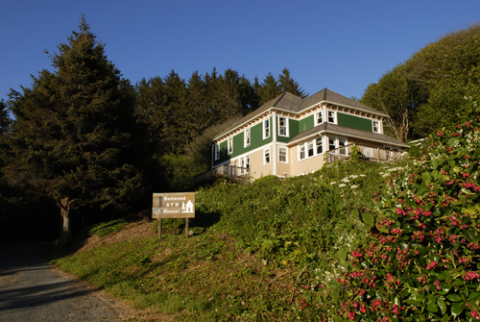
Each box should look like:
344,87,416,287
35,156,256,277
201,88,409,181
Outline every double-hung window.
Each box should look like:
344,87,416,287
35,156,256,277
316,111,323,125
373,121,380,133
214,144,220,160
299,144,306,160
328,136,347,155
279,147,287,163
316,138,323,154
227,137,233,155
263,119,270,139
279,117,288,136
245,128,251,147
240,155,250,174
264,148,271,164
339,138,347,155
328,136,336,151
308,141,314,157
327,110,336,124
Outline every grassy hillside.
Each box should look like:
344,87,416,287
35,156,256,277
51,99,480,322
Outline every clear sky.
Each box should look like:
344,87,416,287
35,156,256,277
1,0,480,105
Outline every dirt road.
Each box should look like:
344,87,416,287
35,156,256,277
0,243,124,322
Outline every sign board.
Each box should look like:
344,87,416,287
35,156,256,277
152,192,195,219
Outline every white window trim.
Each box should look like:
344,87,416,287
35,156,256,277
264,148,271,164
215,144,220,160
227,137,233,155
263,119,270,139
327,110,337,124
373,120,382,134
278,116,289,137
316,137,323,155
240,155,250,174
244,128,251,147
316,111,323,125
278,146,288,163
328,136,348,155
297,137,325,161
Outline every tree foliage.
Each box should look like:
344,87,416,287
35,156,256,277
362,24,480,140
5,17,144,234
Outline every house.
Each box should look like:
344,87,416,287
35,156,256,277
201,88,410,181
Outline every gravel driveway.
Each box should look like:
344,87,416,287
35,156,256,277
0,242,124,322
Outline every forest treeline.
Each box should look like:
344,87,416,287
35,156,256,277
1,19,480,241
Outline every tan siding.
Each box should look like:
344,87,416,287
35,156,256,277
277,161,290,176
289,145,325,176
249,148,273,179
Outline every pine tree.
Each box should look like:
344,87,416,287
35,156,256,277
278,68,308,98
5,17,144,236
257,73,282,105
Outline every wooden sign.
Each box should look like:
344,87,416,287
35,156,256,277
152,192,195,219
152,192,195,238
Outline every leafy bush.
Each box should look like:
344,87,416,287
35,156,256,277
298,98,480,321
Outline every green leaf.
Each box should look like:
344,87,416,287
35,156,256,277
427,294,436,304
437,272,450,280
351,209,359,219
468,292,480,301
362,212,374,227
422,171,432,186
437,298,447,315
464,229,477,243
451,302,465,317
446,294,462,302
452,279,464,287
442,314,449,322
427,301,438,313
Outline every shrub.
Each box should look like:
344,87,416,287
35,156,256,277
298,98,480,321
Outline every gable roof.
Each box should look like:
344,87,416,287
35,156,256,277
288,122,410,148
214,88,387,141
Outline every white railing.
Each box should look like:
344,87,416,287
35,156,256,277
326,143,403,164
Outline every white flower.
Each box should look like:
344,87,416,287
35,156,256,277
339,184,346,188
382,173,390,177
359,174,367,177
341,178,350,183
350,175,358,179
351,185,359,189
330,181,337,185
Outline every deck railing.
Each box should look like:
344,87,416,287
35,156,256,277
193,165,250,186
326,143,403,164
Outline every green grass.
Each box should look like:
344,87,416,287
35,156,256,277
51,158,404,321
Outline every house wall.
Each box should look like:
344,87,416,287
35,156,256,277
213,117,272,167
289,144,325,176
337,113,373,132
250,147,273,179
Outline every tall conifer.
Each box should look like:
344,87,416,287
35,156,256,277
6,17,143,235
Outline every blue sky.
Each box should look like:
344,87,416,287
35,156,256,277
1,0,480,105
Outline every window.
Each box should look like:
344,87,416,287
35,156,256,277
245,128,251,147
279,147,287,162
328,136,336,151
264,119,270,139
328,136,347,154
339,138,347,155
227,137,233,154
240,155,250,174
373,121,380,133
316,138,323,154
299,144,306,160
264,148,271,164
308,141,314,157
316,111,323,125
327,110,336,124
214,144,220,160
279,117,288,136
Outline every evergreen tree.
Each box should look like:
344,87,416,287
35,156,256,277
278,67,308,98
5,17,144,235
257,73,282,105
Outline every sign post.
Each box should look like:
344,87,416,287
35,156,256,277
152,192,195,238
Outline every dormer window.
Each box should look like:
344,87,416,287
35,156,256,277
373,121,381,133
328,110,336,124
316,111,323,125
279,117,288,136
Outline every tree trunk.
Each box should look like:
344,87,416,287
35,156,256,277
60,197,71,234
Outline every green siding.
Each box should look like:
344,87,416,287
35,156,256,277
337,113,373,132
299,115,314,132
289,119,299,139
213,117,272,166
